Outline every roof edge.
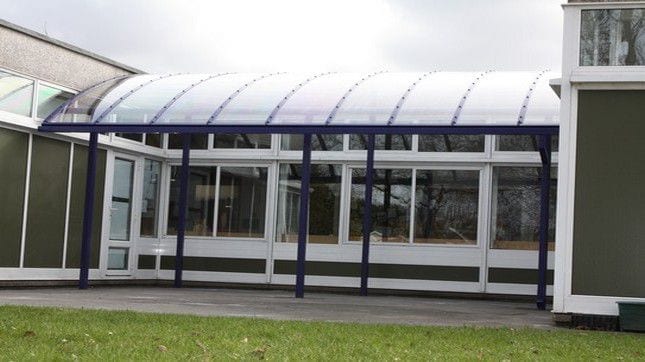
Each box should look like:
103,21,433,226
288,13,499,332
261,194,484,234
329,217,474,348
0,18,144,74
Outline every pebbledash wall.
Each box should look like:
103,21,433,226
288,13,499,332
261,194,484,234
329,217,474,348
0,19,558,296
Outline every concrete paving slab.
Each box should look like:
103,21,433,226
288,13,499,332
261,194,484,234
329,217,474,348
0,287,556,329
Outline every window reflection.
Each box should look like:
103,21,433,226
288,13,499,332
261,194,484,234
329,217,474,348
581,9,645,66
0,71,34,117
414,170,479,245
217,167,267,238
496,135,558,152
281,134,343,151
167,166,216,236
276,163,342,244
419,135,484,152
350,168,411,243
492,167,556,250
140,159,161,237
214,134,271,149
350,134,411,151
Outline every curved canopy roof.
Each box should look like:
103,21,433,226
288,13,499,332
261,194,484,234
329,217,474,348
41,71,560,134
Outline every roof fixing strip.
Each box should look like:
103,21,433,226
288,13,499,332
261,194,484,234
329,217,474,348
206,72,283,124
517,70,549,125
44,74,130,123
148,73,233,125
324,71,388,125
265,72,336,125
450,70,493,126
387,71,437,125
92,73,179,124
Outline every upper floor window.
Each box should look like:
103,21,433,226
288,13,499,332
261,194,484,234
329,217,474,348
36,85,73,119
580,8,645,66
0,71,34,117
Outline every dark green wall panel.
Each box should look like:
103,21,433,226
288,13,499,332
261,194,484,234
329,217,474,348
65,145,106,269
160,256,266,274
273,260,479,282
573,90,645,298
0,128,28,267
488,268,553,285
23,136,70,268
137,255,157,270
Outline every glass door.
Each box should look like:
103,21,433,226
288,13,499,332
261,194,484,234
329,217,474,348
106,157,136,275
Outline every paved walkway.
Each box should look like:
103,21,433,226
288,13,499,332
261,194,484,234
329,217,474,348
0,287,555,329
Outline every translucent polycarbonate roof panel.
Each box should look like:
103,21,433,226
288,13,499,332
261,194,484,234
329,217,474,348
89,75,162,123
330,72,422,125
457,72,537,126
270,73,362,125
215,73,316,124
97,74,208,124
393,72,481,125
44,71,560,129
156,73,259,124
51,76,127,123
521,72,560,126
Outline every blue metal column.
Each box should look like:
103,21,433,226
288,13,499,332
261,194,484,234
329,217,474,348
295,133,312,298
360,134,375,296
174,134,191,288
79,132,98,289
537,134,552,310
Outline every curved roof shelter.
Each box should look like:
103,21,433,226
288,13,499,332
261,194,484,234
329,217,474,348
39,71,559,134
41,71,559,303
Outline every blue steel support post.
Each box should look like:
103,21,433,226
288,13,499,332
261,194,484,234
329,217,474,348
360,134,375,296
537,134,552,310
295,133,312,298
79,132,98,289
174,134,191,288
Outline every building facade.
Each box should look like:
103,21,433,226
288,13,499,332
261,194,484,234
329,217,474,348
0,20,560,298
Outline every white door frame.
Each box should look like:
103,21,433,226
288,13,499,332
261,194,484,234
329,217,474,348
99,150,143,277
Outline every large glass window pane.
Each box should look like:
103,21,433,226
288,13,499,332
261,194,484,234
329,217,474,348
496,135,559,152
140,159,161,237
419,135,485,152
168,134,208,149
217,167,268,238
0,71,34,117
36,85,73,119
280,134,343,151
350,134,412,151
275,164,342,244
110,159,134,241
350,168,411,243
167,166,216,236
214,134,271,149
492,167,556,250
414,170,479,245
580,9,645,66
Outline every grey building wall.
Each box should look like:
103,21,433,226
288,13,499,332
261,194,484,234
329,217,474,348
0,19,141,90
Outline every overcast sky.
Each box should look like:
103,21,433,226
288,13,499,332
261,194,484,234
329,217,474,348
0,0,565,73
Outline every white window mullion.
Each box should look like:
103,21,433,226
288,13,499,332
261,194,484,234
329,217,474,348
19,133,33,268
62,143,75,268
409,168,417,244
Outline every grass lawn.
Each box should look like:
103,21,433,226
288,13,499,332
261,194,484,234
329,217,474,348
0,306,642,360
